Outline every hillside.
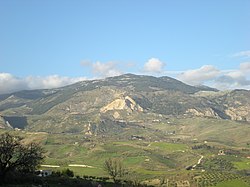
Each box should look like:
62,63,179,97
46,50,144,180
0,74,249,134
1,74,250,186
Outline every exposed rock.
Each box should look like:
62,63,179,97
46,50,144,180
225,106,250,121
0,74,249,132
186,108,220,118
100,96,143,113
113,111,120,119
84,123,92,135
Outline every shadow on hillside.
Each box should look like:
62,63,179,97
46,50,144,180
2,116,28,129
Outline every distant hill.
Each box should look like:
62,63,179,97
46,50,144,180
0,74,249,133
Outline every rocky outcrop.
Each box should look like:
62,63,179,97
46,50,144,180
186,106,250,122
84,123,92,135
0,74,249,132
186,108,220,119
100,96,143,113
225,106,250,121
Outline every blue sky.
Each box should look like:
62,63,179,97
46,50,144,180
0,0,250,94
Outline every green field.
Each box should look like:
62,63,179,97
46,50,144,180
150,142,187,152
212,179,250,187
1,116,250,186
233,159,250,170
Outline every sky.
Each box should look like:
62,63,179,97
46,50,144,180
0,0,250,94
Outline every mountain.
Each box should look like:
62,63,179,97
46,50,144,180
0,74,249,133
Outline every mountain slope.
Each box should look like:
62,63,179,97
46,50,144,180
0,74,249,133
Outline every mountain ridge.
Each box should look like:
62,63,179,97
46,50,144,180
0,74,249,132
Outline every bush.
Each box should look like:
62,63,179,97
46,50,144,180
61,168,74,177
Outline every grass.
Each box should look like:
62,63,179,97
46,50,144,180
43,140,151,176
124,156,146,165
212,179,250,187
233,159,250,170
41,139,189,179
149,142,187,152
171,117,250,147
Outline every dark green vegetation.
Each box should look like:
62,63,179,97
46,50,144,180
0,74,250,186
0,133,44,184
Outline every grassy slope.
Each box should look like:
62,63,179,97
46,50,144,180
213,179,250,187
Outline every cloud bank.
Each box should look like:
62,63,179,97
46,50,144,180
0,60,125,95
177,62,250,90
1,58,250,95
177,65,220,85
0,73,86,94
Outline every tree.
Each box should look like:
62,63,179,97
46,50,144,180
0,133,44,183
61,168,74,177
103,158,126,183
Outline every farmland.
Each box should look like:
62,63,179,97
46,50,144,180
1,116,249,186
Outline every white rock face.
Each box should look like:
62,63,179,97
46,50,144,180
186,108,220,118
225,106,250,121
100,96,143,113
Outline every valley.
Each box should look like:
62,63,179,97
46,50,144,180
0,74,250,186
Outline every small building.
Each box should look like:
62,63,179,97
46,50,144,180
218,150,225,156
36,170,52,177
131,135,145,140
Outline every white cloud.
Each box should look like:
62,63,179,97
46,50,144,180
240,62,250,73
225,71,244,79
0,73,86,94
214,74,250,90
92,61,122,77
211,62,250,90
81,61,122,77
0,60,124,94
177,65,220,85
176,63,250,90
143,58,165,73
0,73,28,94
232,50,250,58
25,75,86,90
2,59,250,95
